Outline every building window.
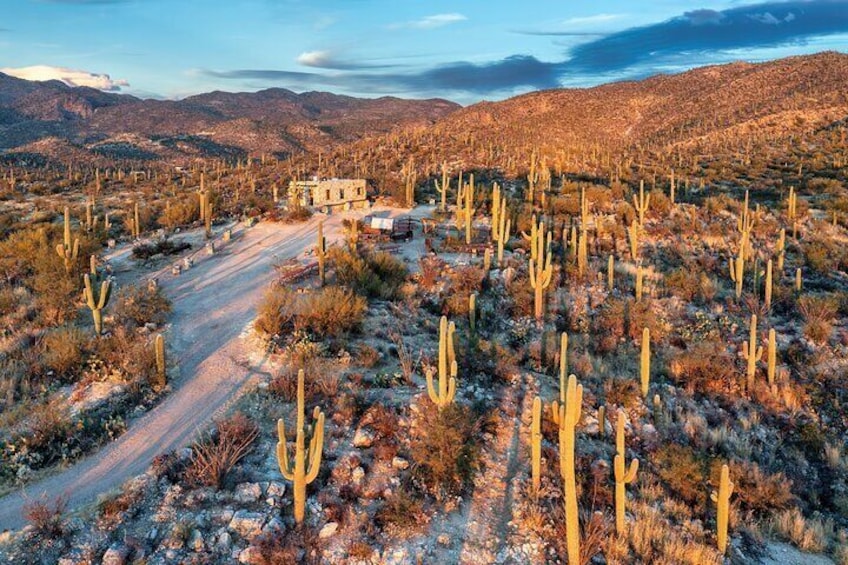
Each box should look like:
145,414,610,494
340,189,346,200
325,189,331,201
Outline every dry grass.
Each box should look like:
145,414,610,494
185,412,259,489
769,507,830,552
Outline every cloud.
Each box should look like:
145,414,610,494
561,14,625,26
389,13,467,30
204,1,848,99
296,50,400,70
0,65,129,91
567,0,848,73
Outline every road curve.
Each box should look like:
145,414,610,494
0,212,353,531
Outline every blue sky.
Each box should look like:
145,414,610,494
2,0,848,103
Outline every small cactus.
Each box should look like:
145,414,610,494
84,272,111,336
530,396,542,493
742,314,763,391
56,206,80,273
640,327,650,398
633,180,650,227
614,409,639,535
729,253,744,300
767,328,777,386
607,255,614,292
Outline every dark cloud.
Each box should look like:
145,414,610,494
206,1,848,97
567,1,848,73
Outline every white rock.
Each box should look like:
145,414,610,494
228,510,266,540
266,481,286,498
217,531,232,551
319,522,339,539
353,427,375,448
101,544,131,565
352,466,365,485
235,482,262,503
391,457,409,470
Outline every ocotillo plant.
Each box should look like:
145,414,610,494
614,409,639,535
742,314,763,391
277,369,325,524
84,273,111,336
550,333,568,425
56,206,80,273
633,180,650,227
426,316,457,408
530,396,542,493
729,253,744,300
767,328,777,386
557,374,582,565
154,334,166,389
316,221,327,286
711,464,734,554
640,327,651,398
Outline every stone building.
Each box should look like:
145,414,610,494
288,178,368,211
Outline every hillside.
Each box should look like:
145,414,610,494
0,74,459,161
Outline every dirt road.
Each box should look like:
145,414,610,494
0,210,374,531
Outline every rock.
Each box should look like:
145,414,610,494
437,533,451,547
217,531,232,552
263,516,285,534
353,427,375,448
352,466,365,486
228,510,266,540
391,457,409,470
102,543,131,565
239,546,263,564
235,482,263,503
189,529,205,552
319,522,339,539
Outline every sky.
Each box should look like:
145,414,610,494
1,0,848,104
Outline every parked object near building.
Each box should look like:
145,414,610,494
288,178,368,211
362,215,415,241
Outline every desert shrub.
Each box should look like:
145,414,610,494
769,508,829,552
40,325,87,379
410,401,480,499
418,256,443,290
276,206,313,224
185,412,259,489
131,238,191,260
666,267,701,302
507,274,534,318
591,298,626,353
252,524,321,565
331,248,407,300
112,283,172,329
256,285,366,338
30,249,78,326
654,443,707,511
668,340,739,396
376,486,425,530
23,493,68,539
159,196,198,230
798,294,838,343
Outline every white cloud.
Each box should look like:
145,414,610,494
560,13,625,26
0,65,129,91
389,13,467,30
297,50,332,67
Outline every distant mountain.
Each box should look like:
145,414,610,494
0,74,459,161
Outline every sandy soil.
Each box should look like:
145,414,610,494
0,206,421,531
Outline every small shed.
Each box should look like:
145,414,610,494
288,178,368,211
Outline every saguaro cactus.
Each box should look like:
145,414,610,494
711,464,734,554
627,220,640,261
795,267,802,292
635,265,644,302
435,161,450,212
277,369,325,524
764,259,773,310
469,293,477,333
633,180,650,227
84,273,111,336
742,314,762,391
154,334,166,389
557,374,582,565
614,409,639,535
776,228,786,272
640,327,651,398
56,206,80,273
729,254,744,300
531,396,542,493
767,328,777,386
529,224,553,321
426,316,457,408
607,255,614,291
550,333,568,424
316,221,327,286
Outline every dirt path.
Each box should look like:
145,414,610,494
0,209,399,531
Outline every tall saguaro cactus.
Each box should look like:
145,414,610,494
550,333,568,425
767,329,777,386
426,316,457,408
530,396,542,493
614,409,639,535
277,369,325,524
557,374,582,565
729,253,744,300
633,180,650,227
711,464,734,554
764,259,773,309
56,206,80,273
743,314,763,391
640,327,651,398
84,272,111,336
529,223,553,322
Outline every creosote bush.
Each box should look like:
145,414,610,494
112,283,172,329
256,285,367,338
